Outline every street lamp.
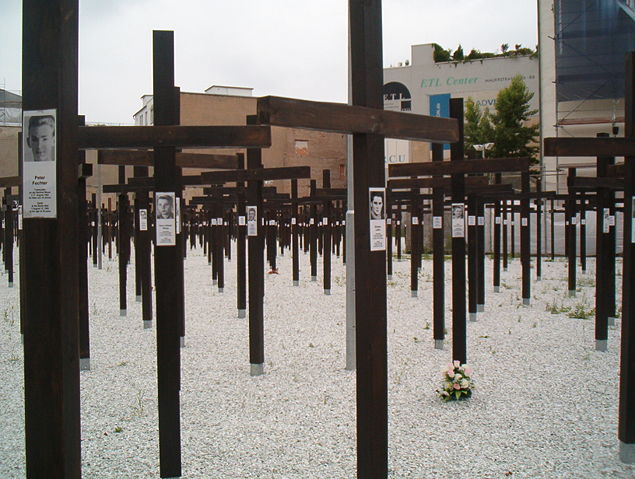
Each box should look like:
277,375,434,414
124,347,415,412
473,142,495,159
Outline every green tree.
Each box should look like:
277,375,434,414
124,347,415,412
453,45,464,61
464,98,495,158
490,75,539,163
433,43,451,62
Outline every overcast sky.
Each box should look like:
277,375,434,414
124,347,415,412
1,0,537,125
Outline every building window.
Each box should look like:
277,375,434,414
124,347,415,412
294,140,309,155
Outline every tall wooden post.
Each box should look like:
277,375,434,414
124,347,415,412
309,179,318,281
450,98,467,364
323,169,332,294
477,198,486,311
502,201,509,270
350,1,388,476
78,117,91,370
521,170,531,305
579,193,587,272
567,168,577,296
291,178,300,285
596,133,612,351
236,153,247,317
410,188,420,297
3,189,15,286
152,30,182,478
246,115,265,376
535,177,543,280
619,50,635,464
118,166,130,316
22,0,81,476
467,194,478,321
493,174,502,291
431,143,445,349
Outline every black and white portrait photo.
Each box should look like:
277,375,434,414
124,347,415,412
22,109,58,219
369,190,385,220
24,114,56,163
155,192,176,246
247,206,258,237
156,194,175,219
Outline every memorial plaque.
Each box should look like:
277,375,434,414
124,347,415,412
451,203,465,238
369,187,386,251
155,192,176,246
139,209,148,231
22,109,57,218
247,206,258,236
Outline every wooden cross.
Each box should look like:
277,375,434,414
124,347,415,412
544,51,635,463
389,154,531,363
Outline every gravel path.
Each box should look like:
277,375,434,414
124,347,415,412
1,246,633,478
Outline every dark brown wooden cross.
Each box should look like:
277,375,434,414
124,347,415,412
543,51,635,463
389,155,531,363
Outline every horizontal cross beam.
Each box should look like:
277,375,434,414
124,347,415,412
77,125,271,150
201,166,311,184
389,157,530,177
568,176,624,190
0,176,21,188
543,137,635,157
387,176,488,190
257,96,459,143
98,150,239,169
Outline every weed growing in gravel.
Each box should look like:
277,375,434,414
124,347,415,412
577,276,595,288
545,301,572,315
132,390,146,417
567,301,595,320
114,426,123,433
2,305,15,327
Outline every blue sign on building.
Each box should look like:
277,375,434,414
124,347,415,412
429,93,451,149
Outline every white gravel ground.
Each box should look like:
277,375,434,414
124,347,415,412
1,244,634,478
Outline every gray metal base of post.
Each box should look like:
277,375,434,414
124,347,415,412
311,276,317,282
411,290,417,298
238,309,246,319
568,290,576,297
218,288,224,293
212,279,217,285
609,317,617,327
8,282,13,288
536,276,541,282
469,313,477,322
250,363,264,376
434,340,444,350
136,295,142,302
80,358,90,371
619,441,635,463
143,320,152,329
387,275,392,280
120,309,126,317
595,340,608,352
324,289,331,295
477,304,484,312
494,286,500,293
180,336,185,348
293,280,299,286
523,298,530,306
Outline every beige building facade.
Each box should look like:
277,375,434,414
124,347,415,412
127,86,347,202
